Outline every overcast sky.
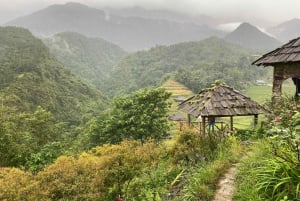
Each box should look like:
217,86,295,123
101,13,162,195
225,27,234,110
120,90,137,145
1,0,300,26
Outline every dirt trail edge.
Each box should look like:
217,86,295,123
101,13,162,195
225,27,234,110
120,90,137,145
212,163,240,201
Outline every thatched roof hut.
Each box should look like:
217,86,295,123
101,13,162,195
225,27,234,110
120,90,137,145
253,36,300,103
178,81,268,134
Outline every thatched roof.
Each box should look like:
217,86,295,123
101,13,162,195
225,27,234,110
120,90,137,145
253,36,300,66
178,82,269,118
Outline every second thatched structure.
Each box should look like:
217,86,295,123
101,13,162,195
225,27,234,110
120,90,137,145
178,81,269,135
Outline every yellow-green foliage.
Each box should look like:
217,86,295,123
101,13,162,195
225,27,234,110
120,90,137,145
34,155,103,200
161,79,193,97
0,140,163,201
0,168,34,200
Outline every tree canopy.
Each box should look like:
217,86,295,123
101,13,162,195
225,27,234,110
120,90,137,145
89,88,171,146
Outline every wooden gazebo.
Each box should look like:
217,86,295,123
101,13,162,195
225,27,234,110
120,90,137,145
178,81,269,135
253,37,300,104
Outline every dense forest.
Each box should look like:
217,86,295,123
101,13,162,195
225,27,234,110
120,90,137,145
0,27,108,124
43,32,127,90
0,26,108,167
103,37,268,97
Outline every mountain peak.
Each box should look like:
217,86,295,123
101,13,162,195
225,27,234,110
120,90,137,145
225,22,281,50
233,22,261,33
47,2,96,11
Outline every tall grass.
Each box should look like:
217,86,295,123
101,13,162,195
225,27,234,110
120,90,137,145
233,140,272,201
179,136,243,201
256,158,300,201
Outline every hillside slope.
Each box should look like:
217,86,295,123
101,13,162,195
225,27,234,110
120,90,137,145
0,26,108,125
43,32,127,89
103,37,267,96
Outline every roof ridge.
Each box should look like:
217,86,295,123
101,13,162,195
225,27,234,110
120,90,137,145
253,36,300,66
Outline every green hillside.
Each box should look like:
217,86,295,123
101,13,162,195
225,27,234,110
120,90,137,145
104,37,267,97
43,32,127,89
0,27,108,125
160,79,193,97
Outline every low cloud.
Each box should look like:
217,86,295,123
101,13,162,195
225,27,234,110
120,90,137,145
0,0,300,25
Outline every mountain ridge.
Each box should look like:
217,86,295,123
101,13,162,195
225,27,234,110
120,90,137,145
268,18,300,42
6,2,224,51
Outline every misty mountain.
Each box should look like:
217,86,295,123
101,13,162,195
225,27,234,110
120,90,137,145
6,2,224,51
224,22,281,50
0,26,108,125
268,18,300,42
104,6,217,25
103,37,266,96
43,32,127,89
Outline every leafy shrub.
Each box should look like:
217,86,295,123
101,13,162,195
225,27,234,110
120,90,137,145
169,129,219,165
125,161,180,201
0,168,35,200
256,128,300,200
34,155,103,200
235,129,255,141
254,95,300,201
25,141,65,172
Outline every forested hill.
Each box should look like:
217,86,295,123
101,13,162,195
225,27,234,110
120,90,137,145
103,37,267,97
0,26,108,125
43,32,127,90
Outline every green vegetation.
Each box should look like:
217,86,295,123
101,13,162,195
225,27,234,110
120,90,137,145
0,26,110,169
43,32,127,89
88,88,171,147
0,129,243,201
233,140,270,201
1,26,300,201
233,96,300,201
104,37,267,97
245,83,294,103
0,27,108,125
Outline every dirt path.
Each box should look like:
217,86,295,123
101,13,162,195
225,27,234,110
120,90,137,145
212,163,239,201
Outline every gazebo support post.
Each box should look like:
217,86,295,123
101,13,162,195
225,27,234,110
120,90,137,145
230,116,233,131
272,66,284,107
254,114,258,127
187,114,191,127
202,116,206,136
